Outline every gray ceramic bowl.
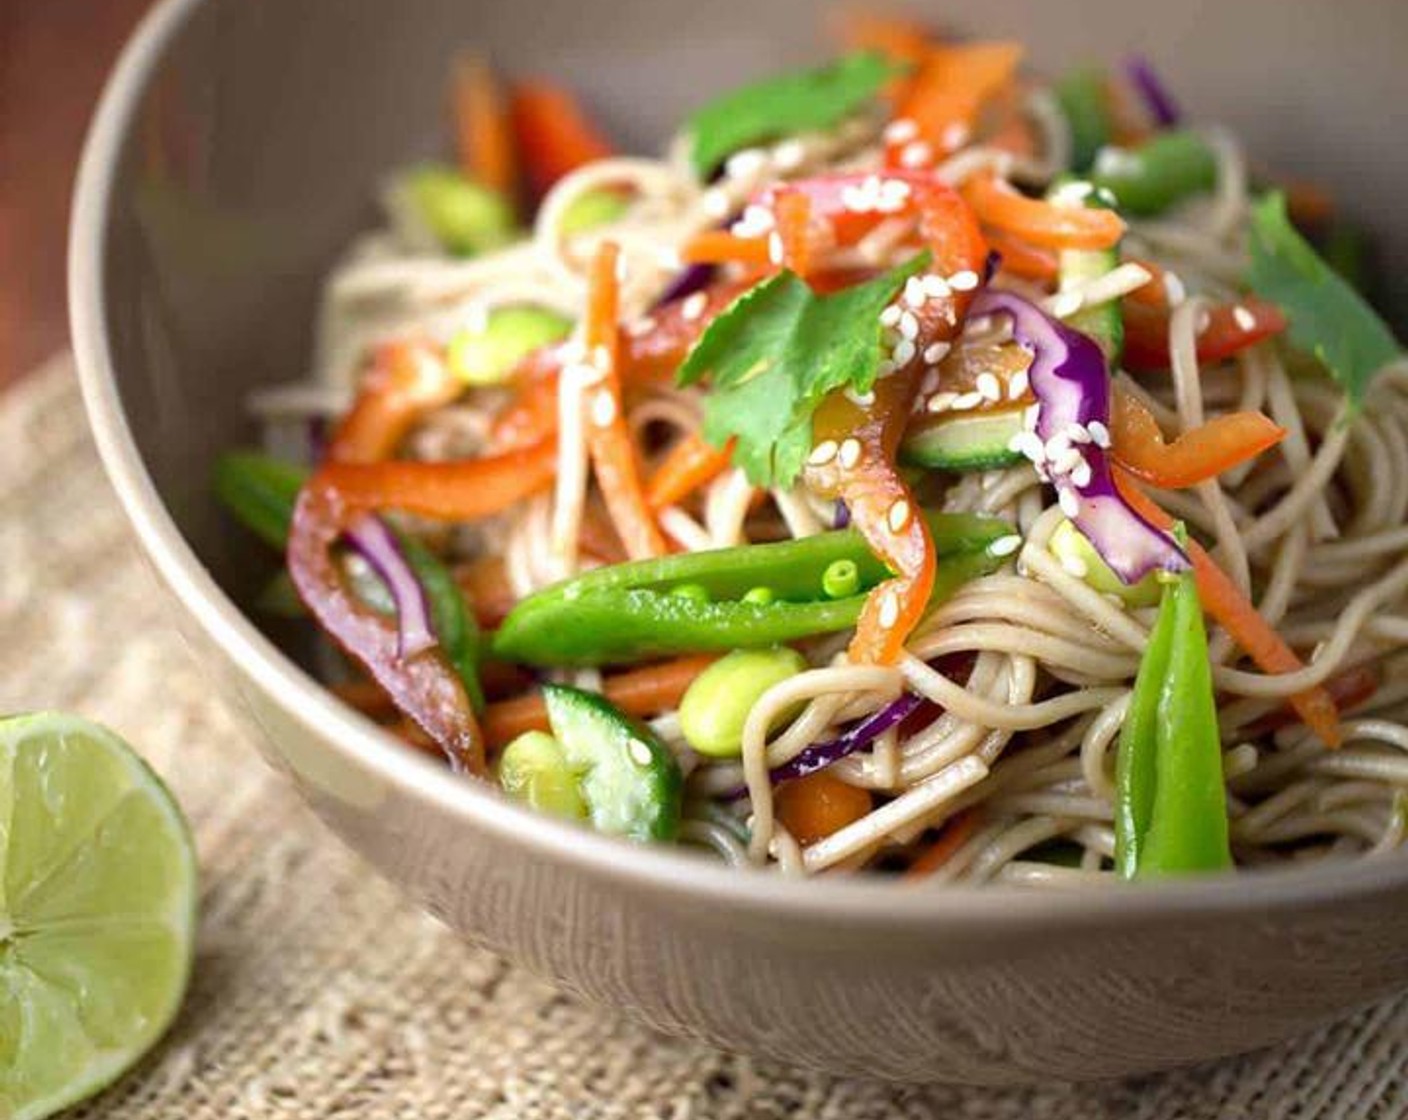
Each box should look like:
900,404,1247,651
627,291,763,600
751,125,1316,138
71,0,1408,1084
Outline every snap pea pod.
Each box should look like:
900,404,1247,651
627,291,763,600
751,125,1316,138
493,513,1012,666
397,531,486,713
1053,68,1112,174
1115,559,1233,878
214,451,307,550
1091,130,1217,217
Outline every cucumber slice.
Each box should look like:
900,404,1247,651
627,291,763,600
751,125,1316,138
900,410,1026,472
1048,179,1124,363
542,686,682,842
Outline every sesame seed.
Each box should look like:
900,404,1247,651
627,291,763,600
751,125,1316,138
950,391,984,411
593,344,613,370
725,148,768,180
701,188,732,219
562,361,601,388
838,438,863,469
927,392,958,414
732,204,775,238
1024,404,1042,429
1232,304,1257,332
1086,420,1111,448
877,590,900,629
879,305,903,328
948,270,980,292
899,311,921,340
976,372,1002,402
903,276,927,308
941,121,971,150
773,138,806,170
1058,487,1082,518
628,739,654,767
1070,459,1093,488
845,387,876,408
1163,271,1187,307
883,117,920,145
899,140,934,169
809,440,839,466
924,341,951,365
1196,309,1212,334
615,255,629,284
1008,368,1029,399
768,232,785,264
1050,290,1083,319
989,534,1023,558
591,390,617,426
1067,422,1091,444
628,315,657,338
681,292,708,321
1049,446,1083,476
887,499,911,533
1061,553,1089,579
1008,430,1045,462
875,358,898,379
922,275,951,299
893,339,917,366
920,368,942,395
561,339,587,364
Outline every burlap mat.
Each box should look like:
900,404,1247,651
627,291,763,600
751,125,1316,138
4,355,1406,1119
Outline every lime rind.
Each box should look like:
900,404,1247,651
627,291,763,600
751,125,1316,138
0,713,197,1120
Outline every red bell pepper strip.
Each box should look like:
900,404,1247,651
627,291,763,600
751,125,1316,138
888,42,1024,163
963,173,1125,251
510,80,613,199
1110,388,1286,489
1122,296,1288,372
327,339,461,465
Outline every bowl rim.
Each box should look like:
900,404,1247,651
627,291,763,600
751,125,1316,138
69,0,1408,933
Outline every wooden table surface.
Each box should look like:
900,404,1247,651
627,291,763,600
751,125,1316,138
0,0,154,387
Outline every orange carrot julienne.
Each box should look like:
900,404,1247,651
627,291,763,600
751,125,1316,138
775,772,874,847
1111,389,1286,490
836,10,933,81
905,809,980,878
964,173,1125,251
452,54,517,197
1113,468,1343,747
483,654,719,749
774,190,814,278
328,340,462,465
646,433,736,511
681,229,772,267
891,42,1024,160
583,241,666,560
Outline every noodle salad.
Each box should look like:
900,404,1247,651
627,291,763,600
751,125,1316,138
217,17,1408,884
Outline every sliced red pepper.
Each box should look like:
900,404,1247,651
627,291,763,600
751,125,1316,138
328,340,461,465
510,80,614,199
1123,297,1288,372
1111,388,1286,489
888,42,1024,163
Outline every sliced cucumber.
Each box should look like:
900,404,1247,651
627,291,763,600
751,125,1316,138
542,685,683,842
900,410,1026,472
1048,178,1124,364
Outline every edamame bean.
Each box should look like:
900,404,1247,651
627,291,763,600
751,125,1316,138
678,647,808,758
559,188,632,235
1050,519,1161,607
822,559,859,600
497,731,588,820
401,164,517,256
447,306,573,385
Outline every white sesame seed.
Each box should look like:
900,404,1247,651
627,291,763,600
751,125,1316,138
1061,553,1089,579
591,389,617,426
1196,309,1212,334
732,203,775,238
922,274,951,299
838,438,863,469
841,185,871,213
1058,487,1082,518
1086,420,1111,448
941,121,971,150
950,391,984,411
1024,404,1042,430
845,387,876,408
920,368,942,395
899,140,935,169
593,344,613,370
1045,431,1072,460
887,499,911,533
1049,446,1083,476
899,311,921,341
1070,459,1093,488
875,358,898,379
725,148,768,180
809,439,839,466
1066,422,1091,444
903,276,927,309
923,341,951,365
681,292,708,321
768,231,785,264
1008,430,1045,462
893,338,917,366
883,117,920,145
878,590,900,629
701,188,732,219
976,372,1002,402
562,361,602,388
990,534,1023,558
927,392,958,414
1007,368,1029,399
561,339,587,364
1232,304,1257,332
879,305,903,328
615,255,629,284
948,270,980,292
1163,271,1187,307
1050,290,1084,319
628,315,657,338
628,738,654,767
773,138,806,171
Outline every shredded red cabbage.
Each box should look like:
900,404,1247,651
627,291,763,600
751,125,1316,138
770,692,924,785
344,514,437,658
971,290,1188,583
656,263,716,308
1124,54,1181,129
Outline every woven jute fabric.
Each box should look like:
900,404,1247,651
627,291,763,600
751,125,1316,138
4,355,1407,1119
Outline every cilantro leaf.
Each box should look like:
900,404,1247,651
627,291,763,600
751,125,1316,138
679,253,930,487
1248,191,1402,408
685,52,903,178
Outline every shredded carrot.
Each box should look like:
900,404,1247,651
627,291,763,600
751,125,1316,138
985,227,1059,281
893,41,1024,160
1114,469,1343,746
451,54,517,197
681,229,772,267
774,190,814,278
646,433,736,511
775,772,874,847
905,809,980,878
1244,663,1381,738
454,556,516,628
1111,389,1286,490
963,173,1125,251
582,242,666,559
328,340,461,465
483,654,719,749
510,80,613,198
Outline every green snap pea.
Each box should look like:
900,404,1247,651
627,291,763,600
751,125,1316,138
1091,130,1218,217
678,647,808,758
559,188,632,235
447,306,573,385
497,731,589,820
397,531,486,713
1115,548,1233,878
1050,519,1160,608
822,559,859,599
214,451,307,550
399,164,517,256
1053,68,1112,173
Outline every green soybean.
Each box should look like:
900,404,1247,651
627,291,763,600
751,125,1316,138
447,306,573,385
401,164,517,256
497,731,588,821
678,647,808,759
822,559,859,600
559,188,632,235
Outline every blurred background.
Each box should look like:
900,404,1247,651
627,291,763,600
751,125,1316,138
1,0,151,386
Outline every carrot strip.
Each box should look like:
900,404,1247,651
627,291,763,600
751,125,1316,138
892,42,1024,160
451,54,517,197
986,227,1059,281
1111,389,1286,490
775,190,814,278
328,340,461,465
681,229,772,267
775,772,874,848
483,654,719,748
964,173,1125,251
1114,469,1342,746
510,80,613,198
582,242,666,559
905,809,980,878
646,433,736,511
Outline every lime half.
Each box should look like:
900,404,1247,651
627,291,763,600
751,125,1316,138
0,713,197,1119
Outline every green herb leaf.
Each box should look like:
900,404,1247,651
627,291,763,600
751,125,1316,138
685,52,903,177
678,252,929,487
1248,191,1402,408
